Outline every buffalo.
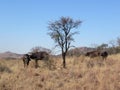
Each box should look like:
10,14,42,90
22,51,49,68
85,51,100,58
22,54,31,68
101,51,108,60
85,50,108,60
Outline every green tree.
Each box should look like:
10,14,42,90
97,43,108,51
48,17,82,68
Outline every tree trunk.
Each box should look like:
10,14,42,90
62,52,66,68
35,60,38,68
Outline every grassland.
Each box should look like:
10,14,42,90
0,54,120,90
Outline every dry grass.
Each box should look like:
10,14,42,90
0,54,120,90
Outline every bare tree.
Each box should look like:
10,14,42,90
97,43,108,51
109,40,116,47
108,40,116,54
117,37,120,46
30,46,41,53
48,17,82,68
30,46,51,54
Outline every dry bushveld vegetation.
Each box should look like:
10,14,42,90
0,54,120,90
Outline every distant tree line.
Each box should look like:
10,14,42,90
67,37,120,56
96,37,120,54
102,37,120,54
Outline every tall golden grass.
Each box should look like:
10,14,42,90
0,54,120,90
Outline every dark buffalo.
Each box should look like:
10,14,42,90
22,54,31,68
85,50,108,60
29,51,49,68
22,51,49,68
100,51,108,60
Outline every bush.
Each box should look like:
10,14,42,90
0,64,12,73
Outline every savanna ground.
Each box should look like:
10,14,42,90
0,54,120,90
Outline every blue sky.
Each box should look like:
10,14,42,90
0,0,120,54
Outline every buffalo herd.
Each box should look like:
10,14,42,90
22,51,49,68
22,50,108,68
